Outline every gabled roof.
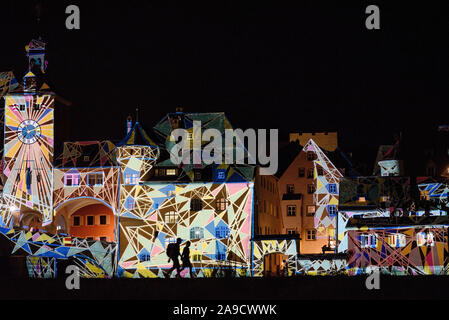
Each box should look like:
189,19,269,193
117,121,157,147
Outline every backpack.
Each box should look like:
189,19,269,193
166,243,176,259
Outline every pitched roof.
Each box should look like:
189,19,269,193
117,121,157,147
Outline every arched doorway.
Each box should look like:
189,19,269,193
263,253,288,277
54,198,116,242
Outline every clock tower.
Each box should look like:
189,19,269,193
2,39,54,225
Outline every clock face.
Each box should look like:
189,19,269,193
18,119,41,144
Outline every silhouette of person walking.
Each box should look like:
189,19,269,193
180,241,194,278
165,238,182,278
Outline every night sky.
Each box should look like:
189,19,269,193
1,1,447,168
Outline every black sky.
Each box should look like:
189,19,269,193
1,1,447,167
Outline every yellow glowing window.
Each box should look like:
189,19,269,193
358,197,366,202
166,169,177,176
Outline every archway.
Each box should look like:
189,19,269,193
54,197,116,242
263,252,288,277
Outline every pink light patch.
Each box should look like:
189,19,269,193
148,212,157,221
243,189,253,215
206,212,215,225
151,245,164,256
241,235,249,258
227,183,244,197
211,184,224,197
240,216,250,236
120,261,136,269
306,145,315,151
32,232,41,241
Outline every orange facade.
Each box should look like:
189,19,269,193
69,204,115,242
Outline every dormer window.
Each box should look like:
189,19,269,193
33,103,40,111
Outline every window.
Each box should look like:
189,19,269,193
124,174,131,184
420,191,429,201
99,215,107,225
64,173,80,186
194,171,202,180
287,229,296,235
317,168,324,176
83,156,90,162
307,168,314,178
190,227,204,239
298,168,305,177
287,205,296,216
380,196,389,202
216,226,230,239
417,232,434,247
164,211,178,224
87,173,104,186
327,205,337,215
165,237,177,248
126,198,135,210
73,216,81,226
307,152,315,161
307,184,315,194
131,173,139,184
360,234,378,248
193,254,202,262
86,237,94,241
358,196,366,202
328,184,337,194
387,233,406,248
306,229,316,240
287,184,295,194
100,237,107,242
306,205,316,216
19,104,25,111
155,169,165,176
87,216,94,226
216,198,228,211
33,103,40,111
190,199,202,211
166,169,177,176
217,171,226,180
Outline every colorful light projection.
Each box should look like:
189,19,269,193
0,226,117,278
304,139,343,234
296,255,348,275
251,238,298,277
346,217,449,275
2,93,54,224
118,182,254,278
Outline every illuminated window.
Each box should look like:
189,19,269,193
19,104,25,111
124,174,131,184
328,205,337,215
100,237,107,242
216,198,228,211
307,184,315,194
64,173,80,186
83,156,90,162
217,171,226,180
192,254,202,262
126,198,135,210
328,184,337,194
287,184,295,193
298,168,305,177
190,199,202,211
420,191,429,201
164,211,178,224
131,173,139,184
99,215,107,225
287,205,296,216
73,216,81,226
216,226,230,239
358,196,366,202
306,229,316,240
307,168,314,178
166,169,177,176
190,227,204,240
360,234,378,248
380,196,389,202
387,233,406,248
417,232,434,247
306,205,316,216
87,173,104,186
87,216,94,226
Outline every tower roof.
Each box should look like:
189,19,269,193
117,121,157,147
